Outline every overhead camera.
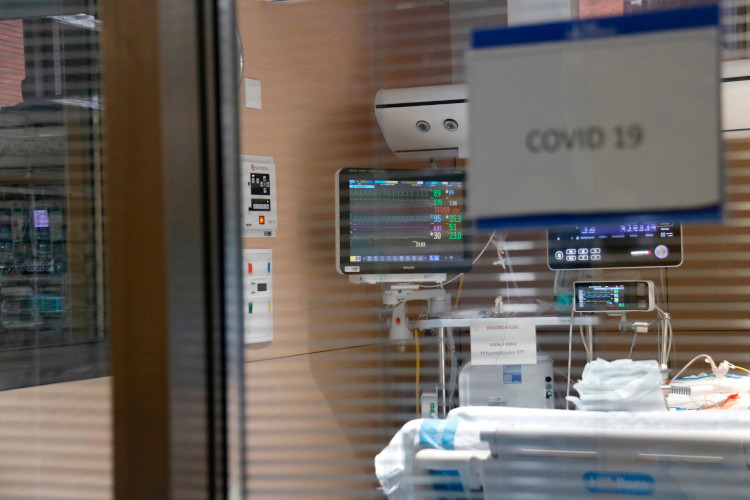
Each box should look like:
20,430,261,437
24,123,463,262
416,120,430,133
375,84,468,159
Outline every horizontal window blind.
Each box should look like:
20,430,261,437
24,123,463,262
0,3,109,499
241,1,750,498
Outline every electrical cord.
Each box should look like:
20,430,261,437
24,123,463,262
670,354,714,382
449,358,470,408
579,324,592,363
415,328,420,416
454,274,464,309
657,270,678,369
489,233,524,316
446,327,458,409
553,270,562,296
475,231,497,265
497,234,520,293
654,305,672,367
566,306,576,410
554,366,574,384
421,273,462,288
628,332,639,359
659,267,669,312
421,231,497,290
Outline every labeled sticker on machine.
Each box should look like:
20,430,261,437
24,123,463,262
470,317,536,366
582,471,655,496
502,365,522,384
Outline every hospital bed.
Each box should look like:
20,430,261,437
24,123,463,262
375,407,750,499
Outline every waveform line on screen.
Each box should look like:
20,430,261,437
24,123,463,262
349,194,433,201
352,224,433,229
352,228,434,233
351,215,432,222
351,234,431,240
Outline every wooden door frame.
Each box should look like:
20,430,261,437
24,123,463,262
101,0,245,496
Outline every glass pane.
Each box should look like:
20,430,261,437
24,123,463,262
0,2,108,498
239,0,750,498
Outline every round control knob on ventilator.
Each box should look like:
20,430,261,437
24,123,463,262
654,245,669,259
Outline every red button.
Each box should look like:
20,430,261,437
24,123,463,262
248,263,253,274
259,216,265,224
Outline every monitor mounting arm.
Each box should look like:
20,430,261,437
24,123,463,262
383,285,450,341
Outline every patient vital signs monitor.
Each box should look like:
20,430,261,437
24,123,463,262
548,221,682,270
335,168,472,278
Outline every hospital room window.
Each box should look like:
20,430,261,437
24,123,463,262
0,2,108,498
238,0,750,498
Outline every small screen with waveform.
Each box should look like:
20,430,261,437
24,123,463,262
336,168,472,275
574,281,654,312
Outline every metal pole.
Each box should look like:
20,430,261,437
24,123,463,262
437,326,447,418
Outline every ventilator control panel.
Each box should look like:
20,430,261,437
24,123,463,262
548,222,682,269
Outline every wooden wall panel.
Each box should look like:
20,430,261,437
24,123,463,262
239,0,379,362
238,0,455,496
245,345,387,498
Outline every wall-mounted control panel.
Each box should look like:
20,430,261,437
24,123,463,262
242,155,277,238
244,248,273,344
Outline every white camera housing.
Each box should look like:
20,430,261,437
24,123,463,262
723,60,750,139
374,84,468,159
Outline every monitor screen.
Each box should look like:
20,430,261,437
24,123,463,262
335,168,472,276
547,221,683,270
34,209,49,228
574,281,654,313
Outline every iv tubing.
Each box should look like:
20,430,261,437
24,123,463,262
670,354,714,382
414,329,420,416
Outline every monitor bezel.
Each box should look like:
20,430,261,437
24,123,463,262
336,167,472,276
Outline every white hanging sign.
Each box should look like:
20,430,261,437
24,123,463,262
467,6,722,229
470,318,537,365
